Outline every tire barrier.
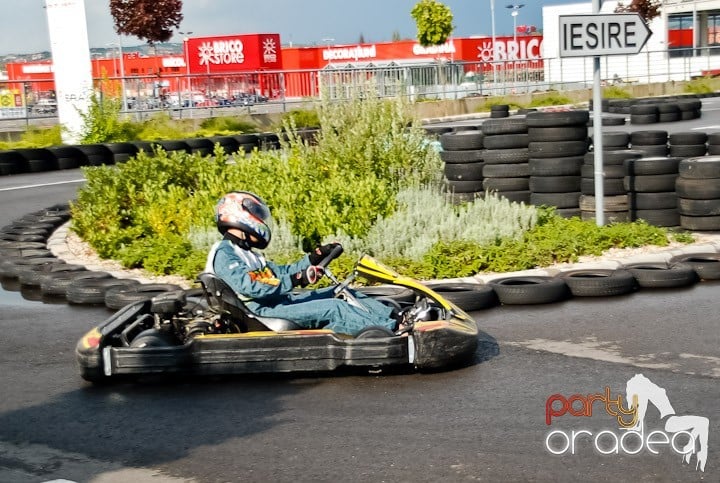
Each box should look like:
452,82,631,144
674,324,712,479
440,130,485,203
593,96,703,124
4,204,720,311
625,156,681,227
480,116,530,204
677,156,720,231
630,130,669,157
558,269,637,297
622,262,699,289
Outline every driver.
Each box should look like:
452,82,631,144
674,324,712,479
205,191,406,336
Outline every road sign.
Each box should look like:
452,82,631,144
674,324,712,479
559,13,652,58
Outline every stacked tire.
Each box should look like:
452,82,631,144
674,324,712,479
669,132,707,158
630,130,668,157
480,117,530,204
630,102,659,125
580,148,641,223
708,132,720,155
677,156,720,231
490,104,510,118
678,98,702,121
526,111,590,217
625,157,681,227
439,129,485,203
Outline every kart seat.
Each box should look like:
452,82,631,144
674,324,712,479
198,272,302,332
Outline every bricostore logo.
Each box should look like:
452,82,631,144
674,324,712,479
544,374,709,472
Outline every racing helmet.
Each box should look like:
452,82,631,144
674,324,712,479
214,191,272,249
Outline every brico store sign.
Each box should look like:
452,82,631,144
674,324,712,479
187,34,282,73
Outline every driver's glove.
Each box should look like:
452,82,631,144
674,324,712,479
308,243,343,265
291,266,324,288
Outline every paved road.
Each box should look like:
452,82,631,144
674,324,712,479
0,108,718,482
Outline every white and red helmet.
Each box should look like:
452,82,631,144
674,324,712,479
214,191,272,249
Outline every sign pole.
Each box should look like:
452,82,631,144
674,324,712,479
592,0,604,226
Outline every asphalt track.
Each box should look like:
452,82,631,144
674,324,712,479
0,105,719,482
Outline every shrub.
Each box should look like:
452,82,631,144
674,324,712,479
602,86,633,98
683,76,720,94
0,125,63,149
279,108,320,129
528,93,574,107
79,90,140,143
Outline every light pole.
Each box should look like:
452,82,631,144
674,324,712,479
179,31,193,108
106,39,126,111
506,4,524,87
491,0,497,89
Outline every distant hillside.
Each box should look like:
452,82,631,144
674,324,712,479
0,43,183,71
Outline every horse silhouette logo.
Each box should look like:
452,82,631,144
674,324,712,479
625,374,709,472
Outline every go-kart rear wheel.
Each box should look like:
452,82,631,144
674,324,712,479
356,326,396,339
129,329,179,348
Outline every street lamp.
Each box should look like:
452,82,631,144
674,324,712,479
506,4,524,87
322,37,335,66
179,31,193,108
106,39,126,111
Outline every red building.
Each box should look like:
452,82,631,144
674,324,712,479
4,33,545,101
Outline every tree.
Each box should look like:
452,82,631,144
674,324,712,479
109,0,184,44
614,0,661,22
410,0,454,47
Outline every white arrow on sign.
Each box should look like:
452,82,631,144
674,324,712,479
559,13,652,57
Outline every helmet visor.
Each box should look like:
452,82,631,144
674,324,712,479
242,196,271,222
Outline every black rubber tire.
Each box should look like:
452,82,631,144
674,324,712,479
443,162,484,181
67,278,141,305
40,271,113,297
591,131,629,148
526,110,589,127
678,198,720,216
624,174,678,193
18,263,84,286
630,208,680,227
440,131,484,151
629,192,677,210
105,283,184,310
624,262,698,288
680,214,720,231
529,176,581,193
480,117,527,135
529,157,583,176
483,163,530,178
483,177,529,191
482,148,529,165
528,126,588,142
528,140,588,158
356,285,416,304
490,190,531,203
208,136,241,155
624,157,681,176
0,257,58,279
630,114,658,125
558,269,637,297
482,134,529,150
630,104,659,115
678,156,720,179
74,144,115,166
669,144,707,158
156,140,191,153
669,132,708,145
658,112,681,123
440,149,484,163
584,150,643,166
445,179,485,193
581,164,626,179
182,138,216,156
630,145,669,157
580,177,627,196
488,276,569,305
630,130,668,145
676,178,720,200
530,192,581,208
423,282,499,311
669,253,720,280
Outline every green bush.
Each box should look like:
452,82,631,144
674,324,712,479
602,86,633,98
196,116,257,136
79,91,140,143
0,125,63,149
683,76,720,94
279,109,320,129
528,93,574,107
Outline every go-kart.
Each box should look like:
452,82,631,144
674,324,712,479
75,251,479,383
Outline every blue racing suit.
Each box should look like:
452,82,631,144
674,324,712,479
205,239,398,336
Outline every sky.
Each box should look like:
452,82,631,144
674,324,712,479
0,0,585,55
